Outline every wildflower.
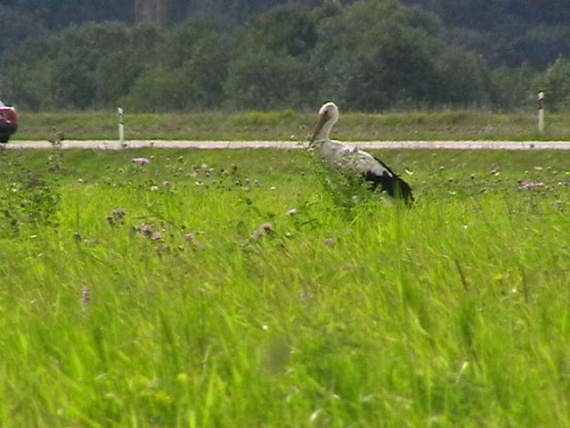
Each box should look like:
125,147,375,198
141,224,154,237
176,373,190,384
107,208,126,226
151,391,175,404
113,208,126,219
132,157,150,165
323,238,336,247
150,231,163,241
261,222,274,234
251,229,264,240
519,181,545,190
252,222,275,240
493,274,504,283
299,291,315,301
155,243,170,254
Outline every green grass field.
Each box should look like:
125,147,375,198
0,147,569,427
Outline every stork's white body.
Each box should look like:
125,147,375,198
316,139,393,178
310,102,414,204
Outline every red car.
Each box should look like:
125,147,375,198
0,101,18,143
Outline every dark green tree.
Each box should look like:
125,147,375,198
4,0,568,113
244,4,318,56
309,0,491,111
0,37,55,110
1,22,161,110
533,58,570,112
490,65,537,111
224,4,318,110
122,19,231,111
402,0,570,68
224,49,315,110
0,6,48,58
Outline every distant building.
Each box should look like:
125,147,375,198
135,0,167,28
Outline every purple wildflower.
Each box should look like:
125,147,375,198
141,224,154,237
132,157,150,165
251,222,275,240
150,231,163,241
520,181,545,190
251,229,264,240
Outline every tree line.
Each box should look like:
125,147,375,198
1,0,569,112
401,0,570,69
2,0,570,69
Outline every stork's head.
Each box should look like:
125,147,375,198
310,102,339,145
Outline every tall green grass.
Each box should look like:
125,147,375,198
0,148,569,427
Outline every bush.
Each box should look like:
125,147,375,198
0,153,62,237
533,58,570,112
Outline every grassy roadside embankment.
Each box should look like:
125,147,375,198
13,109,570,141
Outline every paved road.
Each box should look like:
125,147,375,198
4,140,570,150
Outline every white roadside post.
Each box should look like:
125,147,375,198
537,92,545,134
118,107,126,147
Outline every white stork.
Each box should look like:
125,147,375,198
310,102,414,205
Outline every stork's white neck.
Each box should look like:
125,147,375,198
315,117,336,141
312,102,339,144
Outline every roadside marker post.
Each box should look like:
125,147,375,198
118,107,126,147
537,92,545,134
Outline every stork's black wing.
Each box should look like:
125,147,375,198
364,156,414,206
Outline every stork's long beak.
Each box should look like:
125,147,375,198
310,112,328,143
